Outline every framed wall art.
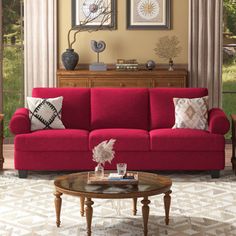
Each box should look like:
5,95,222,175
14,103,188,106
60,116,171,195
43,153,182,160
127,0,171,30
72,0,117,29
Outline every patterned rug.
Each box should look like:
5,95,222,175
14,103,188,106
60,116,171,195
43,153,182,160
1,169,236,236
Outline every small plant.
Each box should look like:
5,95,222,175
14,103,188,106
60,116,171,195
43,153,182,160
154,35,182,71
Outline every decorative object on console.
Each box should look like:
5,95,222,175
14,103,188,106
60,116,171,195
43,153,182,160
92,139,116,178
61,49,79,71
127,0,171,29
62,0,115,70
116,59,139,71
173,96,209,131
27,96,65,131
154,35,182,71
89,40,107,71
145,60,156,70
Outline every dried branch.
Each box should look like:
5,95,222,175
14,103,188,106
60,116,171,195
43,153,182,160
154,36,182,60
67,1,112,49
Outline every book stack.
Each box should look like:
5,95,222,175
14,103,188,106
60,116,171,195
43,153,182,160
116,59,139,71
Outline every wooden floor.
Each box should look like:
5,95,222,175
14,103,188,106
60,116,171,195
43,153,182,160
2,144,233,170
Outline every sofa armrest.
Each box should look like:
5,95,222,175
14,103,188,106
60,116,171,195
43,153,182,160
208,108,230,135
9,108,31,135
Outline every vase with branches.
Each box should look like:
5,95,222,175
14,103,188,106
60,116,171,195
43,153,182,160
154,36,182,71
62,0,113,70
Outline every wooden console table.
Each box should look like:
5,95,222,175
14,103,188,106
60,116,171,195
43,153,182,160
0,114,4,169
57,69,187,88
231,114,236,175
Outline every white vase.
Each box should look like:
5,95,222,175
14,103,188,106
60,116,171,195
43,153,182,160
94,163,104,179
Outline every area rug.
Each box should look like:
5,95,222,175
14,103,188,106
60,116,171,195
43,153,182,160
1,169,236,236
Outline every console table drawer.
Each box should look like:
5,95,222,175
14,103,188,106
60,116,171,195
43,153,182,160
154,78,186,88
91,79,151,88
58,78,88,88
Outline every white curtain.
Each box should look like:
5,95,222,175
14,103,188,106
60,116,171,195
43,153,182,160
188,0,223,108
24,0,57,99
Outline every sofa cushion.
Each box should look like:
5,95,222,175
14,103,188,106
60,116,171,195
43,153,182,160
91,88,149,129
173,96,208,130
89,129,150,151
150,129,224,151
32,88,90,130
15,129,89,151
27,96,65,131
149,88,208,129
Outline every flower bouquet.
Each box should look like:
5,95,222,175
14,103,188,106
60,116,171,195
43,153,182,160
92,139,116,178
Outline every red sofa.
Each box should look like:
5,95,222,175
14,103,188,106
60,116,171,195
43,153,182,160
9,87,230,178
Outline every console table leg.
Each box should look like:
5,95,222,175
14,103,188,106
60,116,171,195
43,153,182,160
133,197,137,215
141,197,150,236
164,190,172,225
54,191,62,227
85,197,94,236
80,196,85,216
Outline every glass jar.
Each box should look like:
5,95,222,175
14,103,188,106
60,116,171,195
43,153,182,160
94,163,104,179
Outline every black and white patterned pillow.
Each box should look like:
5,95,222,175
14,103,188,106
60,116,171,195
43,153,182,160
27,96,65,131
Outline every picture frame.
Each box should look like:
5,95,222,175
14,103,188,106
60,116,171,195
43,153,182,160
72,0,117,29
127,0,171,30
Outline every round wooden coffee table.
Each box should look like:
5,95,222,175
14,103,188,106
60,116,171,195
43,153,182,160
54,171,172,236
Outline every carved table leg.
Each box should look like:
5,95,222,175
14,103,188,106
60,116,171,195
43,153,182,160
54,191,62,227
80,196,85,216
141,197,151,236
133,197,137,215
85,197,94,236
164,190,172,225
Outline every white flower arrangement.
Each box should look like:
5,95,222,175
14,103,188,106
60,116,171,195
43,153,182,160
92,139,116,165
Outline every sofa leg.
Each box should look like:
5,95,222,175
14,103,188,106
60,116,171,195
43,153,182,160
211,170,220,178
18,170,28,178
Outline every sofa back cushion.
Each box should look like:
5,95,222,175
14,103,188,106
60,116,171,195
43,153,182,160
91,88,149,129
149,88,208,129
32,88,90,130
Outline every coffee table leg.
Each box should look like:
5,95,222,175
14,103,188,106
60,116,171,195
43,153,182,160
54,191,62,227
141,197,150,236
80,196,85,216
164,190,172,225
133,197,137,215
85,197,94,236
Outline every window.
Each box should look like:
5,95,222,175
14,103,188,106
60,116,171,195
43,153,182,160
2,0,24,140
222,0,236,139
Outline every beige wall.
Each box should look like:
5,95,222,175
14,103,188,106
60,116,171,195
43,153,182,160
58,0,189,67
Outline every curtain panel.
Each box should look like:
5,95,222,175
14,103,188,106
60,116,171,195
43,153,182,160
188,0,223,108
24,0,57,99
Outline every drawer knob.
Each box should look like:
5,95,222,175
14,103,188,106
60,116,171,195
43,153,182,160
168,83,171,87
120,83,125,87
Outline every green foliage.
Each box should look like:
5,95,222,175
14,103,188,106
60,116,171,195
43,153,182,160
222,63,236,139
3,0,22,44
3,47,24,137
223,0,236,34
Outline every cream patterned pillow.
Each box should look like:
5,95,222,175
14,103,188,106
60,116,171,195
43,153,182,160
27,96,65,131
173,96,209,130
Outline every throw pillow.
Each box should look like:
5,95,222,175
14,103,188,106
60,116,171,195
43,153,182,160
173,96,209,130
27,96,65,131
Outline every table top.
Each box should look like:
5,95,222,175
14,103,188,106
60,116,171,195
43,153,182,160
54,171,172,199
